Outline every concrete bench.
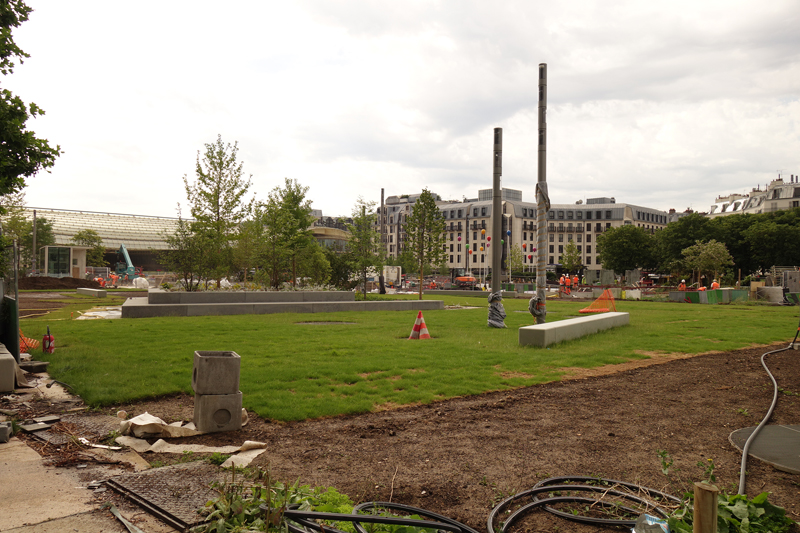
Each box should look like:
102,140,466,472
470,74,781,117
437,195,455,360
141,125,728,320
519,312,630,348
77,288,107,298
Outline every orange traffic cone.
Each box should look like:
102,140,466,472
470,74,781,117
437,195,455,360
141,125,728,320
408,311,431,340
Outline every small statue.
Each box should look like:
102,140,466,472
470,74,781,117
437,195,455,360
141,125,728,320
487,291,507,328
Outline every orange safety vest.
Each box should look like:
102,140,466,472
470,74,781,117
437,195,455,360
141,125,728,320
711,281,719,289
573,276,578,286
559,276,565,285
565,276,571,286
678,283,686,291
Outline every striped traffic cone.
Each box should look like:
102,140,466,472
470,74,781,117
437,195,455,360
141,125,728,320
408,311,431,340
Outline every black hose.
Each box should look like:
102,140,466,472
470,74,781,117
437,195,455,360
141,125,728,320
488,478,680,532
737,315,800,495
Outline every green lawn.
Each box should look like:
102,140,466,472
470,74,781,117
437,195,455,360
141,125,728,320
20,295,799,421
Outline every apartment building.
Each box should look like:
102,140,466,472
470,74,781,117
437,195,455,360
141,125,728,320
708,175,800,218
377,191,668,278
546,198,668,278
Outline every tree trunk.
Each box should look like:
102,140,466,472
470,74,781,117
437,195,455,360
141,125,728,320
418,264,424,300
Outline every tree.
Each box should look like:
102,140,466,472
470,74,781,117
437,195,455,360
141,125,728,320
323,245,356,290
561,239,583,274
404,189,445,300
596,225,654,274
183,135,253,285
253,179,316,289
70,229,106,267
681,239,733,287
158,211,209,291
0,193,54,273
652,213,710,272
507,244,524,275
1,1,61,198
346,197,383,299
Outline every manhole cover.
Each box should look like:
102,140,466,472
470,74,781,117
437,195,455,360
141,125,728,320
107,461,227,531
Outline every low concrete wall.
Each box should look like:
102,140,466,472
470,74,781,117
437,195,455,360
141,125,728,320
122,298,444,318
519,312,630,348
77,288,106,298
592,288,622,299
148,289,355,305
426,290,519,299
757,287,784,303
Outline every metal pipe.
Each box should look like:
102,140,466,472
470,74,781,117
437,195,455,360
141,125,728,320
491,128,503,294
535,63,549,323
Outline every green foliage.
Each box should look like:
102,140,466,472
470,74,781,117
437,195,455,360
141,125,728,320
208,452,232,466
0,1,62,196
0,195,55,273
596,225,654,274
347,197,383,299
681,239,733,285
668,492,796,533
507,244,523,275
560,239,583,274
70,229,107,267
183,135,253,284
404,189,445,300
158,212,208,291
253,179,318,289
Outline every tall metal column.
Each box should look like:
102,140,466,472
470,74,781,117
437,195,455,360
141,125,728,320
491,128,503,294
534,63,550,323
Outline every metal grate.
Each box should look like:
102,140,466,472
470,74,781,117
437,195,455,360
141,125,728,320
32,414,120,446
107,461,226,532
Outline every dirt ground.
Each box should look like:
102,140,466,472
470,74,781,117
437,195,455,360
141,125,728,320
94,344,800,532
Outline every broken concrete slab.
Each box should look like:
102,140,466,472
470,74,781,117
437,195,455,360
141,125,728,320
19,422,53,432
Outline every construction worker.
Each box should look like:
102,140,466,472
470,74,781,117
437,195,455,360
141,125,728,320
572,274,579,288
564,274,572,295
559,275,565,295
710,279,720,290
678,279,687,291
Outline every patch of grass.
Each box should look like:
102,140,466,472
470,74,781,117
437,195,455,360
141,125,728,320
23,297,799,421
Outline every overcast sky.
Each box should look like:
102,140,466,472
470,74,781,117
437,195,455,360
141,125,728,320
7,1,800,218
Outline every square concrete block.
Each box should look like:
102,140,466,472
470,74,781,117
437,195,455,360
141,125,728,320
192,351,240,395
194,392,242,433
0,351,16,393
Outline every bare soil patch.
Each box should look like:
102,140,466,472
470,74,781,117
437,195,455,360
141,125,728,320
19,277,102,290
89,343,800,532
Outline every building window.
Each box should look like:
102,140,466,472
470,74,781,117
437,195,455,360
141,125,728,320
450,244,454,252
606,223,611,229
567,211,573,219
577,245,582,252
481,254,485,263
576,211,582,219
568,234,573,241
523,208,527,216
457,209,462,218
558,245,563,253
473,208,478,216
549,245,554,253
596,223,601,232
606,210,612,219
450,232,454,240
389,245,394,253
587,245,592,254
450,210,454,218
450,255,453,263
558,234,563,242
577,234,582,243
586,211,592,219
558,211,564,219
586,257,592,265
482,207,487,216
458,244,461,252
549,234,554,242
587,234,591,243
457,255,460,263
473,231,477,241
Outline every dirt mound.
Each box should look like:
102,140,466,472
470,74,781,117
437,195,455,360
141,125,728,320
19,276,102,290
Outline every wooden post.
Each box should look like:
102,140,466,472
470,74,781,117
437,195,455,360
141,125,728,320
693,482,718,533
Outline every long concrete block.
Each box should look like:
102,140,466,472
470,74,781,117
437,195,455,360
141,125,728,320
194,392,242,433
519,312,630,348
186,303,256,316
121,298,188,318
193,351,240,395
77,288,106,298
0,349,15,393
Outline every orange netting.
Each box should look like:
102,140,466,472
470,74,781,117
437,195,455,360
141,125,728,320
20,329,40,353
579,289,616,314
